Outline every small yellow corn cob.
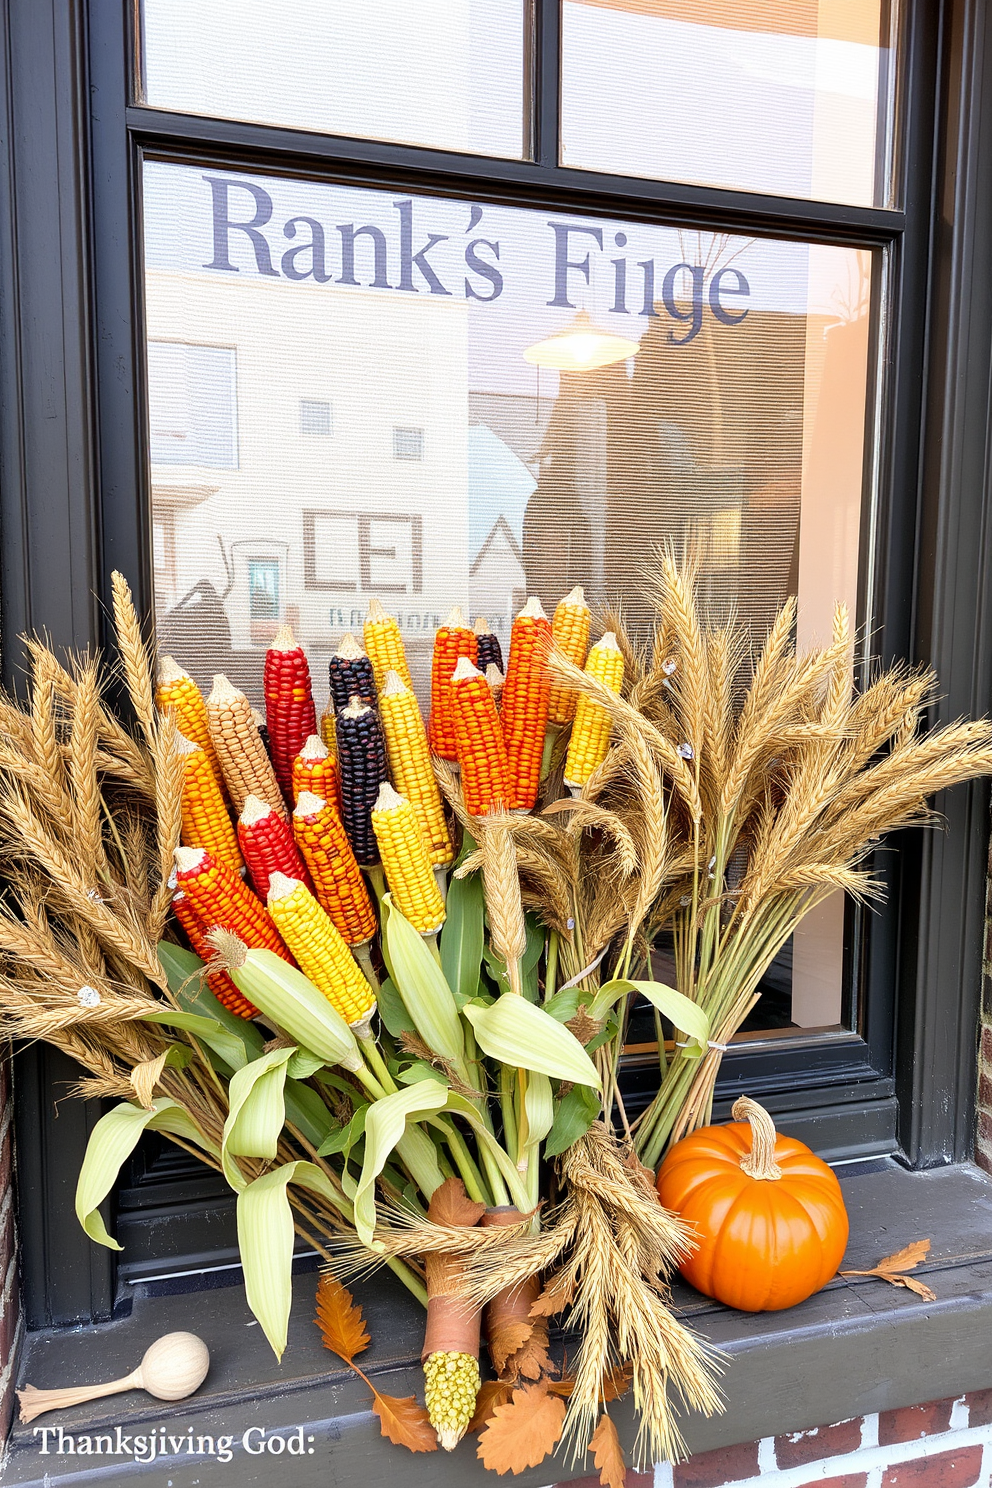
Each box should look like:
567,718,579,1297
563,631,624,788
156,656,226,794
371,782,446,934
364,597,413,691
548,585,591,726
423,1352,481,1452
206,675,287,820
292,734,341,813
319,700,337,754
177,733,243,875
266,872,374,1026
378,671,453,866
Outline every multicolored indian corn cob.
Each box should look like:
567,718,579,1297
372,783,446,934
327,634,376,714
292,734,341,813
500,596,553,810
428,606,478,759
177,733,244,875
206,675,287,820
363,597,413,691
238,794,313,901
266,872,375,1026
173,846,292,962
263,625,317,800
335,697,389,866
548,585,591,726
171,888,258,1019
378,671,453,866
451,657,510,817
156,656,226,795
564,631,625,789
473,616,504,675
319,699,337,754
292,790,377,946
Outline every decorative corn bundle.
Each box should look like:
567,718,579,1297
428,607,478,759
293,791,377,946
371,783,446,934
238,794,313,901
266,873,375,1026
156,656,226,794
264,625,317,799
206,675,287,820
327,634,376,714
363,597,413,691
177,733,243,875
451,657,510,817
173,846,292,962
563,631,625,789
292,734,342,814
171,889,258,1018
548,585,591,726
500,596,553,810
319,699,337,754
378,671,453,866
335,698,389,867
473,616,504,675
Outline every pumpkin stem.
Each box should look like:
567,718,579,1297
733,1096,783,1180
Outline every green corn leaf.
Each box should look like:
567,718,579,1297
395,1125,444,1202
230,949,362,1070
284,1079,335,1149
545,1084,602,1158
381,894,466,1076
141,1007,252,1074
317,1104,369,1158
440,869,485,1007
590,979,710,1058
157,941,265,1065
463,997,602,1089
76,1097,216,1249
396,1061,447,1087
222,1046,295,1188
354,1082,449,1247
286,1048,324,1080
375,975,416,1037
544,987,583,1023
521,1071,555,1156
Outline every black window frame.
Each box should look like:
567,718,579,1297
3,0,992,1326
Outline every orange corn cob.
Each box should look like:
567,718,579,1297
364,597,413,691
292,733,342,812
173,846,293,962
206,675,287,820
428,606,478,760
264,625,317,800
473,616,504,675
327,633,376,713
500,597,553,810
156,656,226,795
293,790,377,946
372,783,446,934
548,586,591,726
171,889,258,1019
379,670,453,866
238,794,314,901
451,657,510,817
177,733,243,875
267,872,375,1026
564,632,625,789
319,699,337,754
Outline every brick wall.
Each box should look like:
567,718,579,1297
0,1053,20,1441
558,1392,992,1488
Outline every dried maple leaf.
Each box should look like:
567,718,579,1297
488,1319,534,1377
476,1380,566,1474
841,1237,935,1300
503,1313,557,1382
469,1380,514,1433
530,1269,576,1318
427,1175,487,1229
878,1239,931,1272
590,1412,626,1488
371,1389,439,1453
314,1273,370,1364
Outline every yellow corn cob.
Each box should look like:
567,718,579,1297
156,656,226,794
319,700,337,754
548,585,592,726
371,782,446,934
563,631,624,788
364,596,413,691
423,1352,481,1451
206,674,287,820
292,733,341,813
177,733,243,875
266,872,374,1026
378,671,453,866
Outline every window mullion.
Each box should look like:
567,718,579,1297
532,0,561,169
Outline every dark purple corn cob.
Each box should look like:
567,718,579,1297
328,633,376,714
335,697,388,866
473,616,504,675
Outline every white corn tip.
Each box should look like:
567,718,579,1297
240,793,276,827
174,732,200,756
336,632,366,659
365,597,389,622
381,669,412,697
593,631,621,652
452,655,483,682
519,596,547,620
157,654,190,685
208,674,242,705
267,871,304,903
341,696,371,719
270,624,298,651
473,615,491,635
298,734,328,761
374,781,407,812
560,585,587,609
294,790,328,818
174,846,207,873
485,663,504,686
443,605,467,628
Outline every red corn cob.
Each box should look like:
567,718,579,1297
293,790,378,946
451,657,510,817
171,889,258,1019
238,793,314,902
500,596,553,810
292,733,342,813
173,846,293,963
264,625,317,800
427,606,478,760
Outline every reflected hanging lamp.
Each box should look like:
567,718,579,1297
522,310,641,371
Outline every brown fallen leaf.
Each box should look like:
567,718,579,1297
590,1412,626,1488
878,1239,931,1272
600,1363,633,1404
840,1238,936,1301
477,1380,566,1474
427,1175,487,1229
315,1273,370,1364
371,1389,439,1453
469,1380,514,1433
488,1319,533,1377
530,1269,576,1318
500,1314,557,1383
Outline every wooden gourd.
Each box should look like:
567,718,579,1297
17,1332,209,1423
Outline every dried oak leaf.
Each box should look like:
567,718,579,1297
530,1269,576,1318
476,1380,566,1474
488,1319,534,1377
314,1273,370,1364
841,1238,936,1301
469,1380,514,1433
550,1364,632,1404
590,1412,626,1488
371,1389,439,1453
428,1175,487,1228
503,1313,557,1382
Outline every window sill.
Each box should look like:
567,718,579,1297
7,1160,992,1486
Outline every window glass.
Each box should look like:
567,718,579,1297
139,0,526,160
561,0,896,207
300,399,333,437
144,161,878,1033
147,341,237,467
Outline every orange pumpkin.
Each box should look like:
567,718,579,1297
656,1096,849,1312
